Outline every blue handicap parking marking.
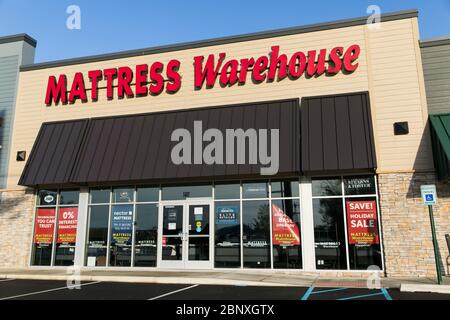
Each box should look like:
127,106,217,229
337,292,384,300
301,287,314,300
301,287,393,300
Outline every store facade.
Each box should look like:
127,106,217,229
1,9,449,277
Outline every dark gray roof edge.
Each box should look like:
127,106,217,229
0,33,37,48
20,9,417,72
420,36,450,48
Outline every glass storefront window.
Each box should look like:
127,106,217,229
73,176,381,271
32,190,80,267
312,178,342,197
271,180,299,198
109,204,133,266
59,190,79,205
214,201,241,268
272,199,302,269
54,205,79,266
162,184,212,200
113,187,134,203
312,176,382,271
214,182,240,199
137,187,159,202
242,182,268,199
134,204,158,267
242,200,270,268
31,208,56,266
86,205,109,267
345,197,382,270
313,198,347,270
90,188,110,204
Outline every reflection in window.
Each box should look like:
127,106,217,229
313,198,347,270
271,180,299,198
113,187,134,203
214,182,240,200
90,188,110,204
312,178,342,197
242,201,270,268
59,190,79,205
137,187,159,202
272,199,302,269
134,204,158,267
242,182,268,199
215,201,241,268
86,206,109,267
162,184,212,200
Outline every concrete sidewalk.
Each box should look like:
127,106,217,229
1,268,448,289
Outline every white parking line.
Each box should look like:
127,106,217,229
0,281,101,300
0,279,15,282
148,284,199,300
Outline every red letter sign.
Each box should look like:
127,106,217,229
271,204,300,246
34,208,56,244
45,75,67,105
346,200,379,245
57,207,78,244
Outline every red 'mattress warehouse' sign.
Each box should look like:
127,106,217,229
346,200,379,245
34,208,56,244
271,204,300,246
56,207,78,244
45,44,360,105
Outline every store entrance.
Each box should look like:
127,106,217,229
158,200,213,269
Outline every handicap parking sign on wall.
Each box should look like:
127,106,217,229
421,185,437,205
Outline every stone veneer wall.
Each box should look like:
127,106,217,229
0,188,35,268
378,172,450,278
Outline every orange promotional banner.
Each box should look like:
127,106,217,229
346,200,379,245
34,208,56,244
57,207,78,244
271,204,300,246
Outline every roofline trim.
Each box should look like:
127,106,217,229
0,33,37,48
420,36,450,48
20,9,418,72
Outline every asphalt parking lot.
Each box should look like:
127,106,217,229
0,279,449,300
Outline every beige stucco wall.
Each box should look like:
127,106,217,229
6,17,433,189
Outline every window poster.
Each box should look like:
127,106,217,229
111,205,133,245
271,204,300,246
346,200,379,245
57,207,78,244
34,208,56,244
216,206,238,224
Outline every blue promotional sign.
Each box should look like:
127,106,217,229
216,206,238,224
111,205,133,244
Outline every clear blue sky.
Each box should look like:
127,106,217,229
0,0,449,63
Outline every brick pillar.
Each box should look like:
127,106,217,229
0,189,35,268
378,172,449,278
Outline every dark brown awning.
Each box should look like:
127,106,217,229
20,94,377,188
19,119,88,187
301,92,377,173
20,99,300,187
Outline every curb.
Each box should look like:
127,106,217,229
400,283,450,294
0,274,297,287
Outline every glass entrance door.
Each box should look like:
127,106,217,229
158,201,212,269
